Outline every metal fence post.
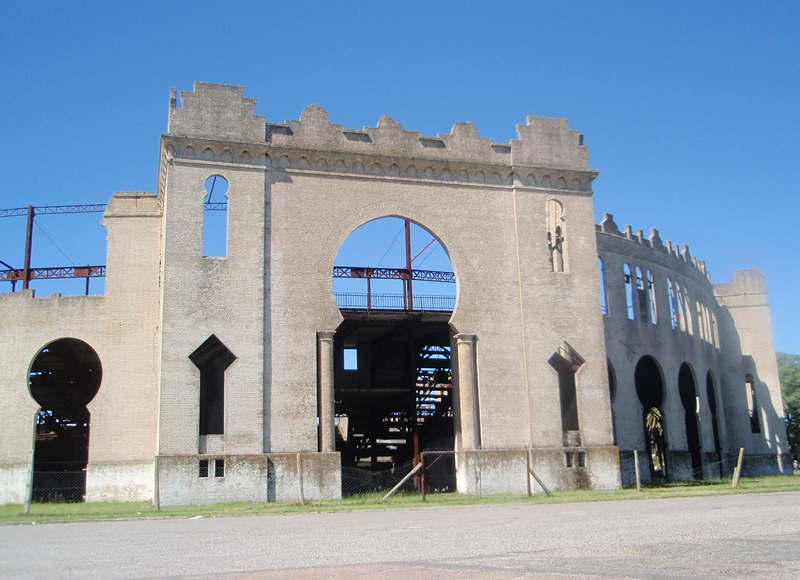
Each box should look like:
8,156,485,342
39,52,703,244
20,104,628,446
297,454,305,506
732,447,745,488
23,448,34,514
421,453,427,502
476,450,481,500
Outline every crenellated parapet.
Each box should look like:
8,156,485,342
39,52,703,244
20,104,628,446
596,213,712,285
163,83,598,192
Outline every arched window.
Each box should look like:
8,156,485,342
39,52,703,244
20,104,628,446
203,175,229,258
745,374,760,434
674,282,691,334
667,278,678,329
598,258,608,316
696,302,706,341
647,270,657,325
624,264,635,320
546,200,565,272
710,311,719,346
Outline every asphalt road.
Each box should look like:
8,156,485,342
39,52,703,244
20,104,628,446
2,492,799,580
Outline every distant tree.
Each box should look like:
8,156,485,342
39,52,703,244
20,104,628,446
777,352,800,461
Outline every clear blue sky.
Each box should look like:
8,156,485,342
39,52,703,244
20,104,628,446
1,1,798,353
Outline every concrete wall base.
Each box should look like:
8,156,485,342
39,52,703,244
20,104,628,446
0,464,29,504
86,462,154,502
455,447,621,495
156,452,341,507
668,451,694,481
741,453,793,477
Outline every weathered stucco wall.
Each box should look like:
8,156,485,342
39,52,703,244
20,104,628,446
0,82,787,505
0,192,162,503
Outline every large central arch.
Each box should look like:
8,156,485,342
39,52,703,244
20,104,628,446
330,216,460,494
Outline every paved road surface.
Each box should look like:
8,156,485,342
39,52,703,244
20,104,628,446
2,492,799,579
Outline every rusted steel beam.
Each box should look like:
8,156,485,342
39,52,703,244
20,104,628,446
333,266,455,283
1,265,106,283
22,206,34,290
0,204,107,218
1,201,223,218
405,220,413,311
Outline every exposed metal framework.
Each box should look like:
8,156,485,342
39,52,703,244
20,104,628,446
1,202,227,292
0,266,105,282
0,204,107,218
0,202,226,218
333,266,455,284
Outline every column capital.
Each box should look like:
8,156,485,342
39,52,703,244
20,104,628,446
454,333,476,344
317,330,336,343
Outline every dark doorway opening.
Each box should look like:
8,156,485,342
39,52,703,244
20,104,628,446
334,310,454,495
190,335,236,435
29,338,102,502
635,355,667,479
548,343,584,446
706,371,722,477
678,363,703,478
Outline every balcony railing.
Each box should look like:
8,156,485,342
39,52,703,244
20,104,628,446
335,292,454,312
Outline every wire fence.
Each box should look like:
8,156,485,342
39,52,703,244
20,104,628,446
30,462,87,503
618,450,736,486
343,450,539,499
342,460,419,497
344,448,751,500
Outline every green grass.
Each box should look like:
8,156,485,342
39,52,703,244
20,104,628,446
2,475,798,525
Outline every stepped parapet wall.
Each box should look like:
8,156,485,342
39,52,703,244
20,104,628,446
163,83,598,192
597,213,712,287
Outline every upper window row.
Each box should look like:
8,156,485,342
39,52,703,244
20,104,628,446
598,259,718,346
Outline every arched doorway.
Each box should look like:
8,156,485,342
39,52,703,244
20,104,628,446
29,338,102,502
332,217,457,494
678,363,703,479
635,356,667,479
706,371,722,477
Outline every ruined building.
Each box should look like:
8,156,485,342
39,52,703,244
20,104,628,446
0,83,790,505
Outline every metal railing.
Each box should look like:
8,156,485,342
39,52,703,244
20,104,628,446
335,292,454,312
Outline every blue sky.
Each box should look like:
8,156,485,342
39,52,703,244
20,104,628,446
1,1,798,353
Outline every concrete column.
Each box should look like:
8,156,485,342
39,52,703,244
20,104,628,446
318,331,336,453
455,333,480,450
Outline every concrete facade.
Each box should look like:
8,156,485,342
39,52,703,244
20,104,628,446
0,83,789,505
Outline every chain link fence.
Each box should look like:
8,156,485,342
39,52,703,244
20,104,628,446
342,460,419,497
31,462,87,503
